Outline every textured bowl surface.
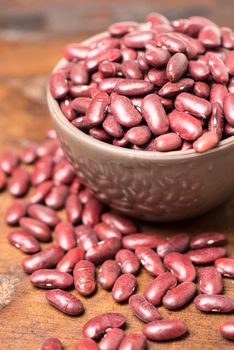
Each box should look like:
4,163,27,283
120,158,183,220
47,32,234,222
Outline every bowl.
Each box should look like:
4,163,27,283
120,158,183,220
47,32,234,222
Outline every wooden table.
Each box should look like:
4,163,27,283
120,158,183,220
0,1,234,349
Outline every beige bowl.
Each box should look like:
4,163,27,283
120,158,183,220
47,33,234,222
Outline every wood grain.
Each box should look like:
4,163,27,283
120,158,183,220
0,1,234,349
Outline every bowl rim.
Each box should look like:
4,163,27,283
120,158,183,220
47,31,234,161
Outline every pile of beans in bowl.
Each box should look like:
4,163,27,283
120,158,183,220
1,127,234,349
49,13,234,153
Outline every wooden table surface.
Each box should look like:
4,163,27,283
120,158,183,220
0,1,234,349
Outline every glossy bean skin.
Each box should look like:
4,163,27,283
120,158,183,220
215,258,234,278
115,249,140,274
143,319,188,341
194,81,210,98
5,199,27,226
46,289,84,315
112,273,137,302
129,294,162,322
54,222,76,251
199,267,223,295
208,102,224,139
198,25,221,48
157,233,190,258
155,33,187,53
85,92,110,126
70,62,89,85
193,131,219,152
141,94,169,135
225,51,234,75
190,231,227,249
210,83,228,107
85,237,122,265
162,282,197,309
220,321,234,340
45,185,69,210
0,150,19,175
122,233,164,250
169,110,202,141
29,181,54,204
145,48,171,68
206,52,229,83
0,168,6,190
83,312,126,338
164,252,196,282
94,222,122,241
147,68,168,87
223,93,234,126
175,92,211,118
187,247,226,265
20,217,51,242
149,133,182,152
76,225,98,252
82,198,103,227
31,157,53,186
158,78,194,98
99,328,125,350
125,126,152,146
102,212,137,234
42,337,63,350
166,53,188,82
102,114,124,138
65,194,82,225
29,269,73,289
121,60,142,79
194,294,234,313
123,30,155,49
49,71,68,99
57,247,85,273
188,60,210,80
73,260,96,296
144,272,177,305
135,247,165,276
76,339,99,350
22,245,65,274
8,167,30,197
110,94,142,127
53,159,75,185
119,333,147,350
27,204,60,228
98,260,121,290
113,79,154,96
7,230,40,253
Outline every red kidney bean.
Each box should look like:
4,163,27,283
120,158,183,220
99,61,122,77
188,60,210,80
86,237,122,265
98,259,121,290
162,281,197,310
115,249,140,275
205,52,229,83
45,185,69,210
78,188,93,204
121,60,142,79
20,217,51,241
190,231,227,249
143,319,188,341
194,294,234,313
49,71,69,99
114,79,154,96
125,125,151,145
94,223,122,241
229,77,234,93
29,181,54,204
112,136,129,147
122,47,137,61
99,328,125,350
198,25,221,48
46,289,84,315
221,27,234,48
194,81,210,98
193,131,219,152
208,102,224,139
108,21,138,37
164,252,196,282
187,247,226,265
181,140,193,150
102,211,137,234
76,338,99,350
53,159,75,185
89,127,112,142
99,78,123,93
144,272,177,305
75,225,98,251
210,83,228,107
224,122,234,136
37,139,59,158
0,150,19,175
69,177,82,194
135,246,165,276
60,98,77,121
223,93,234,126
199,267,223,295
63,43,89,60
123,30,155,48
147,68,168,87
110,93,142,127
20,143,38,164
112,273,137,302
31,157,53,186
27,204,60,227
5,199,27,225
85,49,122,71
57,247,84,273
141,94,169,135
74,260,96,296
158,78,194,98
90,36,120,50
70,62,89,85
83,312,126,338
215,258,234,278
85,92,110,126
65,194,82,225
54,222,76,251
145,48,171,68
175,92,211,118
7,230,40,254
155,33,187,53
146,12,170,26
225,51,234,76
166,53,188,82
123,233,163,250
82,197,103,227
0,168,6,190
22,245,64,274
42,337,63,350
129,294,161,322
70,84,96,98
8,167,30,197
149,133,182,152
168,110,202,141
119,333,147,350
157,233,190,258
29,269,73,289
220,321,234,340
72,97,91,114
102,114,124,138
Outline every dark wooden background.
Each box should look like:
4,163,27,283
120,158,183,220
0,1,234,349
